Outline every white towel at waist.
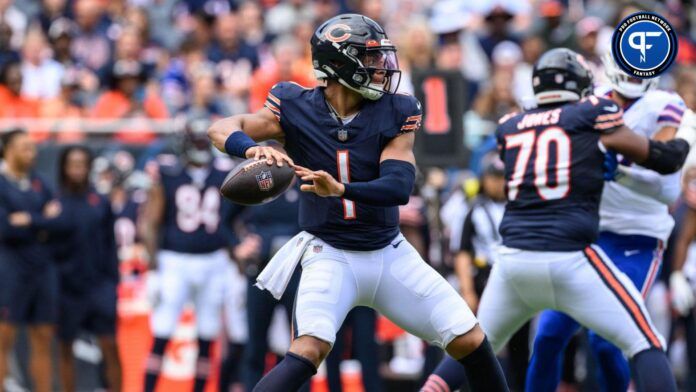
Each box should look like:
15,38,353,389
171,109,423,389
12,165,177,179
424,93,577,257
255,231,315,299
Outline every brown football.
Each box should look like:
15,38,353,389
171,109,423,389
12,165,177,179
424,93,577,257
220,159,295,205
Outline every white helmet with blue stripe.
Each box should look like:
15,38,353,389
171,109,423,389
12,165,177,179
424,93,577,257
602,52,659,99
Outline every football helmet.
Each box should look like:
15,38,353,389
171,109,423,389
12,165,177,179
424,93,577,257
91,150,135,194
311,13,401,100
532,48,594,105
181,116,213,166
602,52,658,99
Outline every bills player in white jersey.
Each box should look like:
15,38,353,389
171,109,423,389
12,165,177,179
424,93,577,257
526,54,694,392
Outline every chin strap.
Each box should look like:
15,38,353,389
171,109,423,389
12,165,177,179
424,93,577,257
337,78,383,100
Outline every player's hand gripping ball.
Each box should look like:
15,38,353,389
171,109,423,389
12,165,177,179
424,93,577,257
220,157,295,205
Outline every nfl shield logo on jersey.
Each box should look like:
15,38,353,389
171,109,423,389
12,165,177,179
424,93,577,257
256,170,274,191
337,129,348,142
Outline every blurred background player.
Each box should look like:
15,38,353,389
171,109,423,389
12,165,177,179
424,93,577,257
527,54,690,392
666,166,696,391
140,117,238,392
0,129,68,392
53,145,122,392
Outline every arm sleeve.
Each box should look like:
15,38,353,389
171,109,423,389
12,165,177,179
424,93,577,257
342,159,416,207
459,208,476,254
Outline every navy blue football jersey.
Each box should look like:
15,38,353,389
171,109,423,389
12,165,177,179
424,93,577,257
113,189,146,251
158,157,238,253
496,96,623,251
266,82,422,251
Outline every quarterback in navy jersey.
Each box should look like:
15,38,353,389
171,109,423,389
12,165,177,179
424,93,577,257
140,118,240,392
210,14,508,392
428,48,694,392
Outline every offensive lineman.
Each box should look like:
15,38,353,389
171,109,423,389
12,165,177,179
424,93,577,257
140,118,238,392
526,54,694,392
209,14,509,392
424,48,694,392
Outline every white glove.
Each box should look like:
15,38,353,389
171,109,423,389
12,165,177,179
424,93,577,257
676,109,696,146
670,271,695,316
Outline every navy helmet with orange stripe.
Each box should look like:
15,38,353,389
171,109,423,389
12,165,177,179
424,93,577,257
532,48,594,106
311,13,401,101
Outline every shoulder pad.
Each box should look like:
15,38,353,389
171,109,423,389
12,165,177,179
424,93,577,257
645,89,685,107
391,93,423,132
270,81,311,100
392,93,422,115
580,96,624,133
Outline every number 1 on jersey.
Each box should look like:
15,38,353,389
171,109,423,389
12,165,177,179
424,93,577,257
336,150,356,219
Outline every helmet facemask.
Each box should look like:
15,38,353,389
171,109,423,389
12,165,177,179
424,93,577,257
315,42,401,100
602,52,658,99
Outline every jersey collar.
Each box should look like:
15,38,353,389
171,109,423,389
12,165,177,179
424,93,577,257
312,87,377,130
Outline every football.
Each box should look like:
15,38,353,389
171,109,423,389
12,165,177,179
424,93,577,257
220,158,295,205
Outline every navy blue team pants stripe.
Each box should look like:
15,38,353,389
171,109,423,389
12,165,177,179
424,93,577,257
583,246,662,349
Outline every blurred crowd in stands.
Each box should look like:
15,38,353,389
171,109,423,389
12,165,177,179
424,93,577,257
0,0,692,147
